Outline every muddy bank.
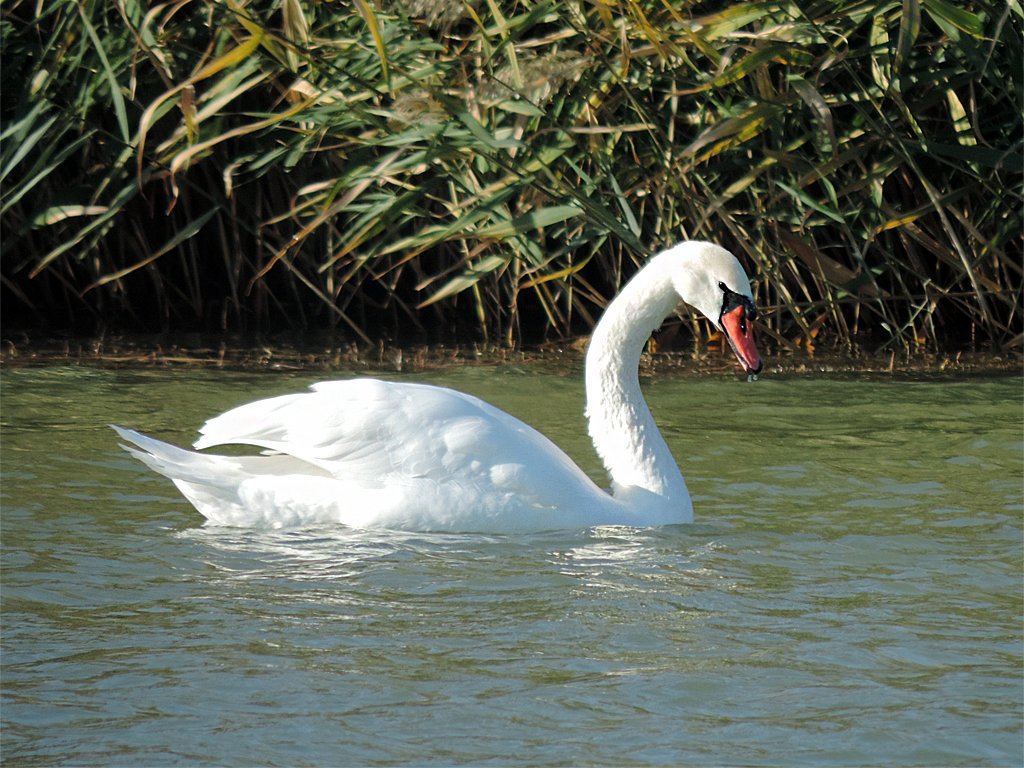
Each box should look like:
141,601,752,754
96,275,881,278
2,332,1020,378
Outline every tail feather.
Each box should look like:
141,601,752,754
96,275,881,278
114,426,235,485
114,426,404,528
114,426,256,522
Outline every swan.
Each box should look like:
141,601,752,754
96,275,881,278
115,241,763,533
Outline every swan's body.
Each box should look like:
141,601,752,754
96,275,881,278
117,241,763,532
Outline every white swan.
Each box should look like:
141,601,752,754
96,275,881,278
115,241,762,533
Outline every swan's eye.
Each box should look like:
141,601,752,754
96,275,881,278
718,281,728,292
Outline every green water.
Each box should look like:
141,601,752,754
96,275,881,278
2,365,1021,766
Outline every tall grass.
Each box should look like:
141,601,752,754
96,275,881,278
2,0,1020,352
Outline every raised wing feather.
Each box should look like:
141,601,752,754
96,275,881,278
193,378,603,510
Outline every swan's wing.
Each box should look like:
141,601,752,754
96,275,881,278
193,378,603,508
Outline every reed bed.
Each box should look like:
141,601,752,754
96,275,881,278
2,0,1020,353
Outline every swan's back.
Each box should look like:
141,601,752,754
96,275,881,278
119,378,614,531
197,379,582,485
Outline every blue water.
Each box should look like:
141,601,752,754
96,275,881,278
2,365,1021,765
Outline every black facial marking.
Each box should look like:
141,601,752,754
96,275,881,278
718,283,757,325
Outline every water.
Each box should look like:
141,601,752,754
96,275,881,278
2,364,1021,766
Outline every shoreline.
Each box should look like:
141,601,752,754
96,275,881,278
1,333,1021,378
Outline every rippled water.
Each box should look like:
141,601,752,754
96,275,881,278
2,365,1021,766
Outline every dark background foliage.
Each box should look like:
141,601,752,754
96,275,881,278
2,0,1020,352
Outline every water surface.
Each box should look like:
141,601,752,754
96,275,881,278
2,365,1021,766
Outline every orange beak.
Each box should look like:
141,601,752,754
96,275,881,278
721,304,763,376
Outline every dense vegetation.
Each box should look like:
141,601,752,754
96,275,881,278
2,0,1020,353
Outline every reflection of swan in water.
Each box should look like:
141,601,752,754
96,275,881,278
116,241,762,533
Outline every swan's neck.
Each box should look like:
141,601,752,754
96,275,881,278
584,261,691,517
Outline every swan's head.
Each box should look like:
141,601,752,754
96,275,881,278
669,242,764,376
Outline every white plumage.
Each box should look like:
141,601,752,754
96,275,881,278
116,241,763,532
